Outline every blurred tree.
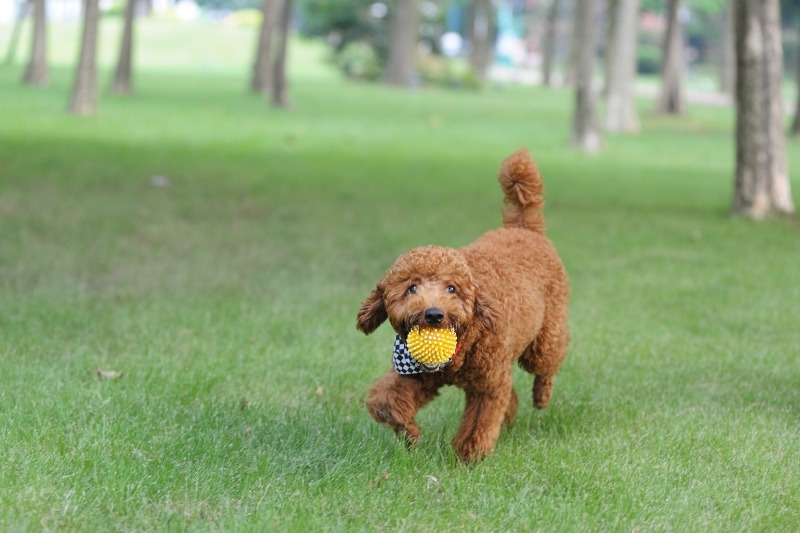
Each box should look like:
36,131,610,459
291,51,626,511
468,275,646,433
22,0,48,86
111,0,137,94
4,0,31,65
295,0,456,85
467,0,496,83
384,0,421,86
68,0,100,115
604,0,640,132
563,1,579,86
570,0,600,151
540,0,562,87
296,0,386,80
272,0,292,107
656,0,686,114
733,0,794,218
297,0,381,52
602,0,618,96
251,0,278,94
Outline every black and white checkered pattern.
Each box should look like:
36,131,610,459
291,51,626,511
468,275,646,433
393,334,423,374
393,334,450,374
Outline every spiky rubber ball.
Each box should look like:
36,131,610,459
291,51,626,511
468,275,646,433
406,326,458,365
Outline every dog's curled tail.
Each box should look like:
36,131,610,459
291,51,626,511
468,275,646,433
497,148,545,234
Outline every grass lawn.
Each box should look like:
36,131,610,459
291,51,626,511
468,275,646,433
1,18,800,532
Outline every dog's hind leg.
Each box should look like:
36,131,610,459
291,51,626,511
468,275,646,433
532,374,555,409
519,333,568,409
366,371,442,446
518,292,570,409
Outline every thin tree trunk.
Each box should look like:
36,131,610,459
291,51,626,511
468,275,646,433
251,0,277,94
5,0,31,65
468,0,496,83
604,0,639,133
563,1,579,86
602,0,619,98
111,0,136,94
271,0,292,108
68,0,101,115
570,0,601,151
733,0,794,218
541,0,561,87
384,0,420,87
22,0,48,86
656,0,686,115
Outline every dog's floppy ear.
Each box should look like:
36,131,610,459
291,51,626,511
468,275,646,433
356,281,388,335
474,289,500,330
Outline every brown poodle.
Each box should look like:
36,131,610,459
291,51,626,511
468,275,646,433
356,149,570,462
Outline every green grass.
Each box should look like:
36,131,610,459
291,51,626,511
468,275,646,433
2,18,800,532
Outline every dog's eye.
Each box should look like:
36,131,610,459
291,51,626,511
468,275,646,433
446,285,456,294
407,284,417,295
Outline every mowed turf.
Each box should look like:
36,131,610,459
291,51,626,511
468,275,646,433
1,19,799,532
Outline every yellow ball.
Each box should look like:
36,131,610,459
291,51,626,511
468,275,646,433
406,326,458,365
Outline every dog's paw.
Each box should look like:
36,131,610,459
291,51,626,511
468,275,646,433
453,438,490,463
399,424,421,448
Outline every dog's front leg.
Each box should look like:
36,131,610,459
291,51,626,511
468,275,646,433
366,371,442,446
451,384,513,462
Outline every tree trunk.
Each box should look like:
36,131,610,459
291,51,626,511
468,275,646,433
541,0,561,87
384,0,420,87
563,1,579,87
733,0,794,218
656,0,686,115
467,0,496,84
570,0,601,151
111,0,136,94
5,0,31,66
68,0,101,115
251,0,277,94
22,0,48,86
602,0,619,98
271,0,292,108
604,0,639,133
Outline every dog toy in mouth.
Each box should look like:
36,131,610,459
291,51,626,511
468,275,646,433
405,325,458,366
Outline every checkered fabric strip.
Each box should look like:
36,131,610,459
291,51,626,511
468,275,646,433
393,334,423,374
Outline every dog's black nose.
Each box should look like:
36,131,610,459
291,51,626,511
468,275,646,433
424,308,445,325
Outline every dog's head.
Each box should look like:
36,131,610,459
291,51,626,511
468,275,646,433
356,245,498,340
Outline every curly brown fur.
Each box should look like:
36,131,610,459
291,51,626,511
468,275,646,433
357,149,570,462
